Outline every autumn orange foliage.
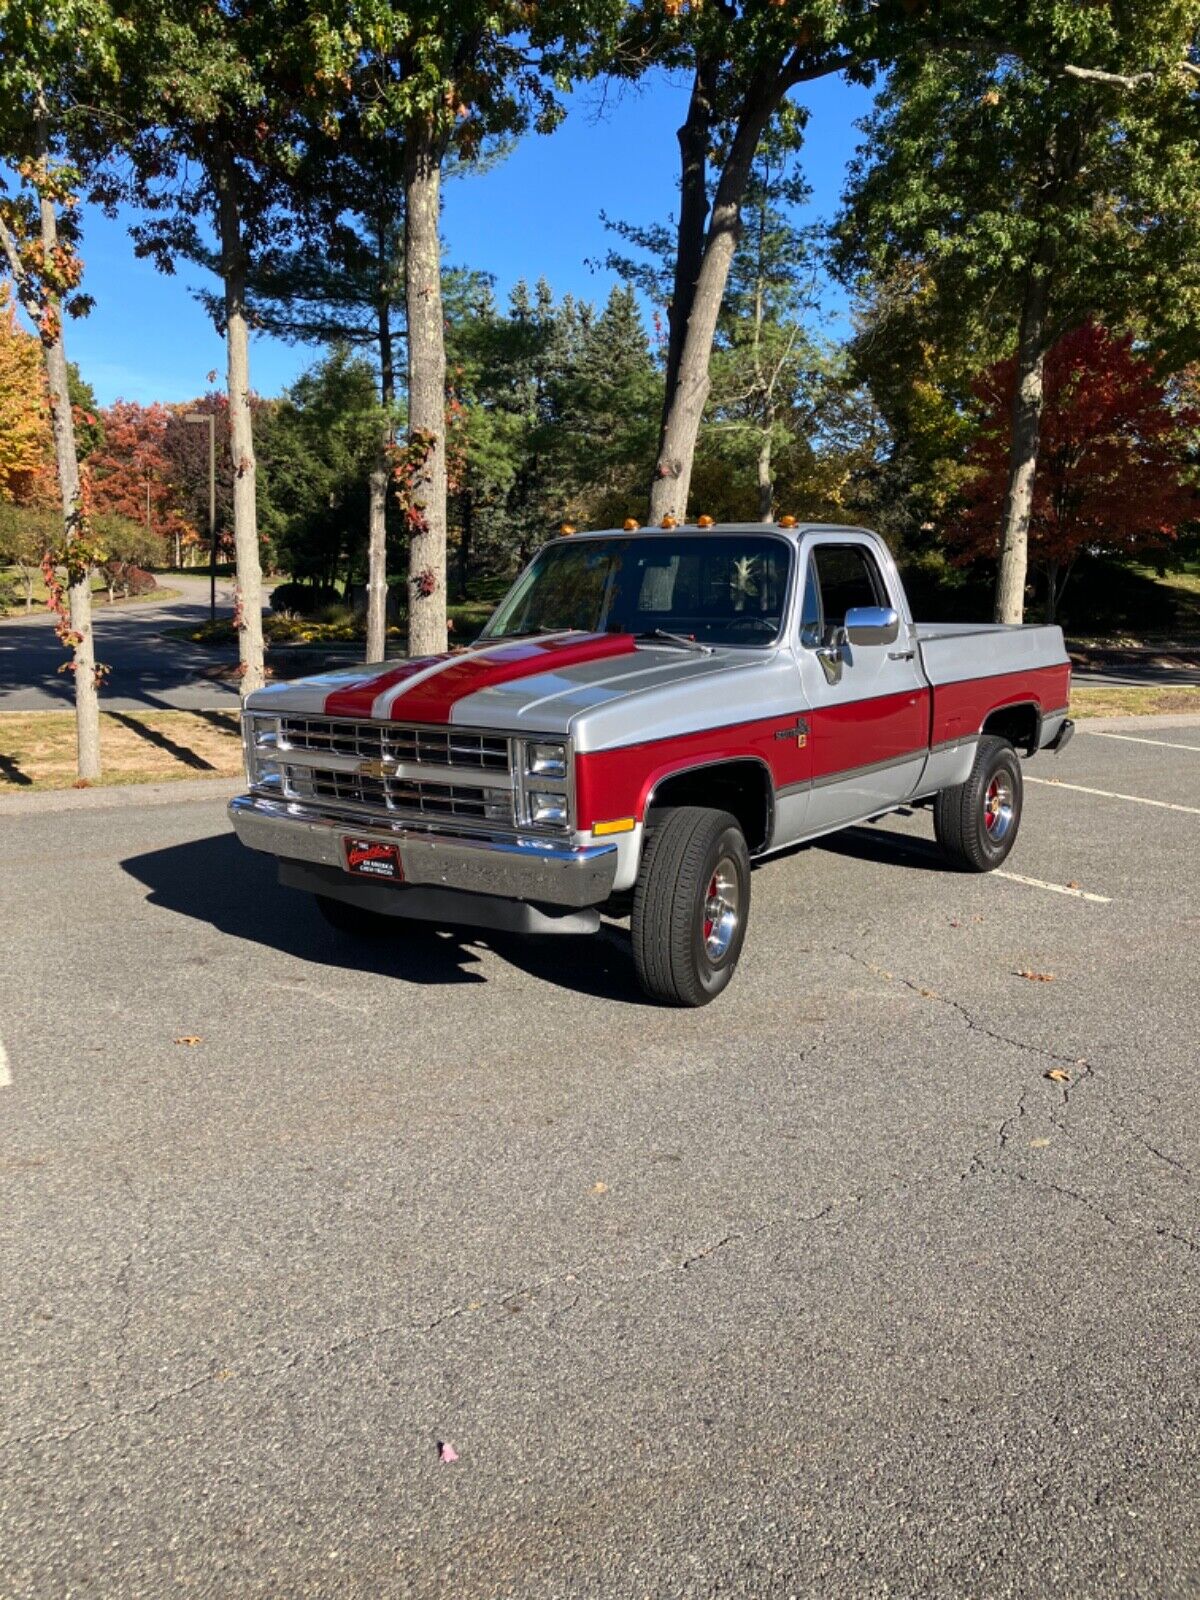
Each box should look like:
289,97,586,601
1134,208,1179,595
0,284,54,506
88,401,195,555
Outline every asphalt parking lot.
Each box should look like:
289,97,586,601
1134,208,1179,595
1,720,1197,1599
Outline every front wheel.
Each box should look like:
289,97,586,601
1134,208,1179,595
933,735,1023,871
631,806,751,1006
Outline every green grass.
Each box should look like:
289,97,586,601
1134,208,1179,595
1070,685,1200,718
0,567,180,616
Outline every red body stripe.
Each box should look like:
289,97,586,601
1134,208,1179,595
392,633,638,723
324,656,445,718
931,663,1070,744
576,664,1069,829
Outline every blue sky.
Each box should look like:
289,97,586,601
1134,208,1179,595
54,70,875,408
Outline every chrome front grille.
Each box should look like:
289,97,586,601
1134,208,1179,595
285,765,513,824
274,716,515,828
279,716,508,772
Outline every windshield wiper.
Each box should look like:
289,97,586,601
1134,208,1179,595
633,628,714,656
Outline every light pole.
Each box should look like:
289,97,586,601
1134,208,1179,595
184,411,217,623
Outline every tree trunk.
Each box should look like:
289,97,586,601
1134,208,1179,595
403,122,448,657
1043,561,1058,624
756,431,774,522
25,151,101,780
649,87,776,524
216,159,266,693
659,60,716,439
366,218,396,663
995,268,1050,625
456,490,473,602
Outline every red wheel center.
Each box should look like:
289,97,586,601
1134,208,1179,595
703,872,717,939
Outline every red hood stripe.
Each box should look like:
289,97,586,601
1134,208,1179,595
390,633,637,723
323,655,445,717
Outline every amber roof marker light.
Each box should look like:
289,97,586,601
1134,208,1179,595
622,517,639,530
696,514,714,528
559,522,576,536
777,514,797,529
660,514,677,529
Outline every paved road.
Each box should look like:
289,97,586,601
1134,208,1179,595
0,576,247,711
1,723,1198,1598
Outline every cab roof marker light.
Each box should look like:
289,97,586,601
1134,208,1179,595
777,514,797,528
623,517,640,530
696,514,714,528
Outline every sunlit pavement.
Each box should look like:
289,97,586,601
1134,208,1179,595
1,720,1197,1598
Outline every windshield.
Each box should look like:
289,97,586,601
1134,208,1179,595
483,535,793,647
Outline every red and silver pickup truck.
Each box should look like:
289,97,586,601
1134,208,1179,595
231,523,1073,1005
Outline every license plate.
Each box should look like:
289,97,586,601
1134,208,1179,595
343,838,404,881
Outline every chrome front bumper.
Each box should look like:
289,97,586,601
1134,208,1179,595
228,793,618,909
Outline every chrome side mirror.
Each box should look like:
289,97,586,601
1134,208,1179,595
844,605,900,647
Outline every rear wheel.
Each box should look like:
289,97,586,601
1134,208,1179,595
314,893,408,939
631,806,751,1006
933,735,1023,871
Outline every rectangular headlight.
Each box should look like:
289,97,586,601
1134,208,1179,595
243,714,280,786
527,741,567,778
529,791,569,826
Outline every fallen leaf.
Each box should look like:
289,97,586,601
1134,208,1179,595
1045,1068,1071,1083
1066,881,1080,890
590,1181,608,1195
918,987,937,999
1028,1138,1051,1148
173,1035,203,1046
438,1441,459,1464
1015,970,1056,983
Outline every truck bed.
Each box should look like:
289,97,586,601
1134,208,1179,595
914,622,1072,746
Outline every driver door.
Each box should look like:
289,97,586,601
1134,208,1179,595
796,537,928,834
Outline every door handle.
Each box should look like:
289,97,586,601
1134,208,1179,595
888,649,915,660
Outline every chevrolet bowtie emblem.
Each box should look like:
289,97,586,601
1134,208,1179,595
774,717,809,748
358,756,397,779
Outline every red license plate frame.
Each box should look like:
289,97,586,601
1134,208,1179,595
342,837,404,881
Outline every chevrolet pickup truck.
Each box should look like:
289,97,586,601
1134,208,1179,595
230,522,1073,1005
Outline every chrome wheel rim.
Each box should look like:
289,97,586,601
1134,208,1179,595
702,857,740,962
984,772,1015,840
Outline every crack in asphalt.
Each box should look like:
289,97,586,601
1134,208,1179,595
7,951,1192,1461
834,947,1089,1073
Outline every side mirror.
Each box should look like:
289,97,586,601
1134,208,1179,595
844,605,900,647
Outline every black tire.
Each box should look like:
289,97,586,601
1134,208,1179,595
933,735,1023,872
314,893,407,939
631,807,751,1007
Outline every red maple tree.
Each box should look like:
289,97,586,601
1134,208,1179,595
954,323,1199,621
88,401,198,564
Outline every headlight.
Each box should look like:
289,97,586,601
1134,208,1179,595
243,714,281,787
529,791,569,826
527,741,567,778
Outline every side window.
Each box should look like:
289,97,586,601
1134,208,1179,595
802,544,887,644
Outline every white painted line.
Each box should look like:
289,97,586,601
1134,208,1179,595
1026,776,1200,815
994,870,1111,904
0,1040,10,1087
1079,729,1200,753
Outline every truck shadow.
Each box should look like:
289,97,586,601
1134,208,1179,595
120,829,650,1005
811,820,956,873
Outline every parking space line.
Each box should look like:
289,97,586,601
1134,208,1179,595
1027,777,1200,815
994,870,1111,903
0,1040,10,1088
1079,730,1200,753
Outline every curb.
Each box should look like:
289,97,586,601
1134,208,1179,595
0,776,242,817
1073,712,1200,733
